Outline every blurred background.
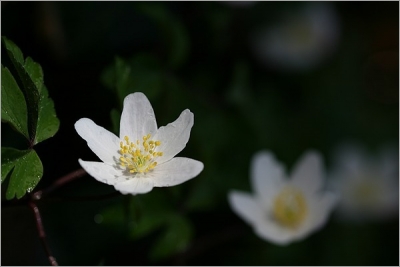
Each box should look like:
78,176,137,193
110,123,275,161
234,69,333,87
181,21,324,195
1,1,398,265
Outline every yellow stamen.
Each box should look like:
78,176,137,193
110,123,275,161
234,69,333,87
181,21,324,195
272,187,307,229
118,134,163,174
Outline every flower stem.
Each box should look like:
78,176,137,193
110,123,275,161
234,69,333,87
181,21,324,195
28,201,58,266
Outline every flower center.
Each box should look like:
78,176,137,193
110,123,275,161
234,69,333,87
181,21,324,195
272,187,308,229
119,134,163,174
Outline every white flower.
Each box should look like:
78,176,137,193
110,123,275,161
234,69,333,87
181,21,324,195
329,143,399,223
251,2,340,71
74,92,204,195
228,150,337,245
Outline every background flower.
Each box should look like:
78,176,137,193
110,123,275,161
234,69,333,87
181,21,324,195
251,2,340,71
329,143,399,223
229,151,337,245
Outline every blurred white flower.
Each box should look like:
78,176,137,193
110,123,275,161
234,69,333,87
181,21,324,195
329,143,399,223
228,151,337,245
251,2,340,71
75,92,204,195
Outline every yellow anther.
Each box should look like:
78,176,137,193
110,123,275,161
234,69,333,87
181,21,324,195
124,136,130,145
118,134,163,174
273,187,307,229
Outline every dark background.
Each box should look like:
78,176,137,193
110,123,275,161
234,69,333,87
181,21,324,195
2,1,398,265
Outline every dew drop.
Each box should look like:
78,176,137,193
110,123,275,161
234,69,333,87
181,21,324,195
26,187,33,193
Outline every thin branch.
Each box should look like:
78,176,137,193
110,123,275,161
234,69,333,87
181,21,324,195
32,168,87,200
28,201,58,266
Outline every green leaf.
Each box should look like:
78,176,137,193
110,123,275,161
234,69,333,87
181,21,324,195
1,147,28,182
3,36,40,139
127,56,162,101
101,55,163,104
100,203,125,228
34,85,60,144
115,57,133,103
130,190,174,239
2,36,59,144
149,214,194,261
1,147,43,199
130,207,170,240
24,57,44,94
101,190,173,239
1,65,29,139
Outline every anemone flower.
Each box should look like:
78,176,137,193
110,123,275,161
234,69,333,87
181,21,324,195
229,150,337,245
75,92,204,195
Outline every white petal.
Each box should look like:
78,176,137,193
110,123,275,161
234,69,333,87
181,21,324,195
75,118,120,165
119,92,158,141
251,151,285,204
153,109,194,164
254,220,294,246
291,150,324,194
300,191,337,237
228,191,265,225
113,177,155,195
149,157,203,187
78,159,123,185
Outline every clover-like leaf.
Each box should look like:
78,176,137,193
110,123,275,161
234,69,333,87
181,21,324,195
2,36,59,144
1,147,43,200
34,85,60,144
1,65,29,139
3,36,40,138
